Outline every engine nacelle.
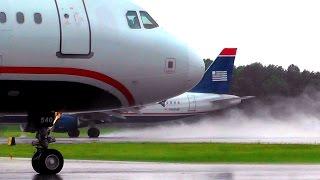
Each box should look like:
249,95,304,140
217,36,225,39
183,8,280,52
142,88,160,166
19,114,87,133
53,115,80,133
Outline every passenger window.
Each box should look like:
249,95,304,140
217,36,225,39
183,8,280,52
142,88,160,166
168,61,174,69
0,12,6,23
34,13,42,24
16,12,24,24
139,11,159,29
126,11,141,29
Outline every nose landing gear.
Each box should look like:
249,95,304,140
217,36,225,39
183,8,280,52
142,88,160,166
32,148,64,174
28,112,64,175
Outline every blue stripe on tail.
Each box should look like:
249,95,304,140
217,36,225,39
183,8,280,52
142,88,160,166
190,48,237,94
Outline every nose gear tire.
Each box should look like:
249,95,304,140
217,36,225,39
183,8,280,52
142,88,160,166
32,149,64,174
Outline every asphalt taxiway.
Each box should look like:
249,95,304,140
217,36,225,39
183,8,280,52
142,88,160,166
1,158,320,180
2,137,320,145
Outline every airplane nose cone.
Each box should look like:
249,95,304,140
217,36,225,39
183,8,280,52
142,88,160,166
186,48,205,90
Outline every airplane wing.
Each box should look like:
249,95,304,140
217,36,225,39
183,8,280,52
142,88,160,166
73,106,144,122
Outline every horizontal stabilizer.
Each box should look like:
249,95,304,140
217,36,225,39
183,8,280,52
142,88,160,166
240,96,255,100
240,96,255,103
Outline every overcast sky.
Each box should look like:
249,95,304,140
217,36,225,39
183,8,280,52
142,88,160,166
135,0,320,71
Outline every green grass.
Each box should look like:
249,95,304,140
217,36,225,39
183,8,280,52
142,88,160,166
2,143,320,164
0,125,115,138
0,125,28,137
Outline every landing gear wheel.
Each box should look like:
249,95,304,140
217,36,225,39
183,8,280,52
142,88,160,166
68,129,80,138
32,149,64,175
32,151,42,173
88,128,100,138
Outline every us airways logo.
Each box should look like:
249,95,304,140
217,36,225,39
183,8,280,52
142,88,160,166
212,71,228,82
159,100,167,107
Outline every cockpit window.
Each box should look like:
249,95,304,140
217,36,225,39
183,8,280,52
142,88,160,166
126,11,141,29
139,11,159,29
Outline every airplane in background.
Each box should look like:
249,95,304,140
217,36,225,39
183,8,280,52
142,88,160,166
15,48,252,138
0,0,204,174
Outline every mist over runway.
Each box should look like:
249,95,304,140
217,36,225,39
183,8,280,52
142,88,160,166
105,90,320,141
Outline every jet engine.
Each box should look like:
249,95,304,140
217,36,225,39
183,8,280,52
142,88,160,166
53,115,79,133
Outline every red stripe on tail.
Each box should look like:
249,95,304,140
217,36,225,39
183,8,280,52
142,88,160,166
220,48,237,56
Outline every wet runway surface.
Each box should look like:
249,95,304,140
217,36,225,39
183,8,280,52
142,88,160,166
2,158,320,180
2,137,320,145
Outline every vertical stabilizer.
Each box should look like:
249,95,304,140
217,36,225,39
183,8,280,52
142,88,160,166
190,48,237,94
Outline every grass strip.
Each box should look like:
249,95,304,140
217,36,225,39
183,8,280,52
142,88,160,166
0,125,115,138
1,143,320,164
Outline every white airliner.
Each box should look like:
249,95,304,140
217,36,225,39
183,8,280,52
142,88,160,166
0,0,204,174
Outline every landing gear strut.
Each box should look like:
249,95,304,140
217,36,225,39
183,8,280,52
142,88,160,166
28,111,64,174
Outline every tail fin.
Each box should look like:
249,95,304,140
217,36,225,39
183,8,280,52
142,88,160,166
190,48,237,94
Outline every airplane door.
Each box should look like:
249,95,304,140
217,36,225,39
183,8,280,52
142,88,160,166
55,0,92,57
188,95,196,111
0,54,2,75
0,1,11,72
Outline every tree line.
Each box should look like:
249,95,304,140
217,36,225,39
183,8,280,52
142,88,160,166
232,63,320,98
204,59,320,98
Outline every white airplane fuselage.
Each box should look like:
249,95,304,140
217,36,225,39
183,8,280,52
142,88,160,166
122,92,242,122
0,0,204,114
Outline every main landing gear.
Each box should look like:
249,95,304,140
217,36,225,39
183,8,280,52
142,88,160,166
88,127,100,138
28,111,64,175
68,129,80,138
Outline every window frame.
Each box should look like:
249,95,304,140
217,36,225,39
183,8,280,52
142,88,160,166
139,11,159,29
34,13,42,24
0,12,7,24
126,11,141,29
16,12,25,24
165,58,176,74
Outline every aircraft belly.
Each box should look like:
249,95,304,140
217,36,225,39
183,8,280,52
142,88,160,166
115,115,194,123
0,80,121,113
